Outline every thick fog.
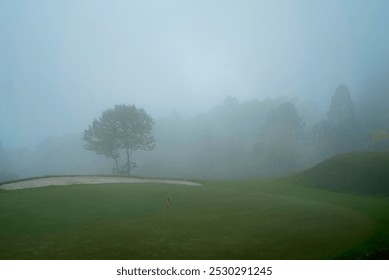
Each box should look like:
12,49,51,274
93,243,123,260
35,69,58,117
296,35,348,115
1,0,389,181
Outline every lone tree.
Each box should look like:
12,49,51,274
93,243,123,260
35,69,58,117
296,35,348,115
83,104,156,175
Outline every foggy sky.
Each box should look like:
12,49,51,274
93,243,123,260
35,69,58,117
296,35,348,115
1,0,389,148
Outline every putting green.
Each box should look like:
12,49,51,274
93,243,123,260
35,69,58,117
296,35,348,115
0,180,381,259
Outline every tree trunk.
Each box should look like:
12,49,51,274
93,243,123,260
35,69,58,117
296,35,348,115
125,147,131,176
113,156,120,173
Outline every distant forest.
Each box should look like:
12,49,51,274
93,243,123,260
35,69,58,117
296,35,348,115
1,82,389,181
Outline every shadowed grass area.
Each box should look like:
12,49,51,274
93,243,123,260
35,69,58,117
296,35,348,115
302,151,389,195
1,178,387,260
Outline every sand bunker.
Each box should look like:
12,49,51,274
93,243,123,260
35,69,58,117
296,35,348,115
0,176,202,190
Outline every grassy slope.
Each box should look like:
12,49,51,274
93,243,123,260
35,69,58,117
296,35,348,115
302,151,389,195
1,178,387,260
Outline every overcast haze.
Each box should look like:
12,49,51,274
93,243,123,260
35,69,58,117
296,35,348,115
1,0,389,148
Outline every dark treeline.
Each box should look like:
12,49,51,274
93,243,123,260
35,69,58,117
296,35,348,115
135,83,388,179
1,82,388,181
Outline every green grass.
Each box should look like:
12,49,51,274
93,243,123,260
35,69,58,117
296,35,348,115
1,178,388,259
302,151,389,195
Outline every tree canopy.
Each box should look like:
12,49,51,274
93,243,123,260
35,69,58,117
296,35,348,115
83,104,155,175
327,84,355,125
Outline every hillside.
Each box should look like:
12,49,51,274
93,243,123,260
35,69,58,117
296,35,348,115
302,151,389,195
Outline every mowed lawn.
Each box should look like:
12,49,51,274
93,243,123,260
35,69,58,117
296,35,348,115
0,179,388,259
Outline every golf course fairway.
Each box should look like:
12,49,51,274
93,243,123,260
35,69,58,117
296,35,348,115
1,177,388,259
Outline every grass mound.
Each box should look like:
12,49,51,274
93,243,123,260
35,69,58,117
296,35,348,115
302,151,389,195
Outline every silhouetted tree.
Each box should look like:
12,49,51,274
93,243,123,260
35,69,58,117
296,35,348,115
327,84,355,124
311,84,364,159
83,104,156,175
255,102,304,176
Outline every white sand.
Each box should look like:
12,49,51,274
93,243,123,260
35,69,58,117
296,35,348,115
0,176,202,190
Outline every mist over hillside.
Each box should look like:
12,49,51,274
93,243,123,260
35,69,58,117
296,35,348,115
1,1,389,181
2,84,388,181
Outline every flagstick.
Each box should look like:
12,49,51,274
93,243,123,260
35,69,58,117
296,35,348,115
166,197,171,219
